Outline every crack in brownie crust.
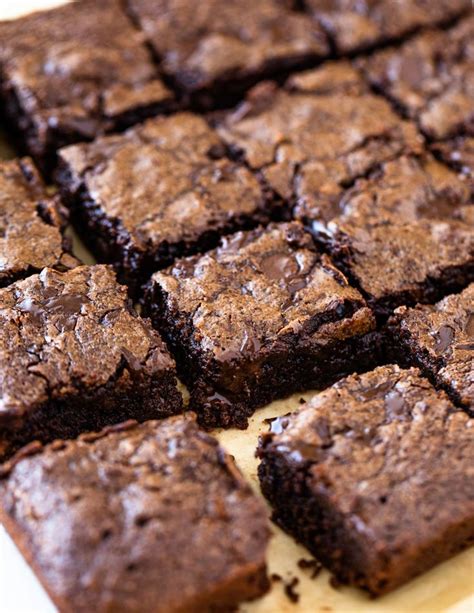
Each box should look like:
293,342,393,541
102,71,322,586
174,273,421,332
0,415,270,613
0,157,78,287
143,222,376,429
56,113,280,293
0,0,174,173
126,0,329,102
0,265,182,461
390,284,474,414
363,15,474,140
258,365,474,595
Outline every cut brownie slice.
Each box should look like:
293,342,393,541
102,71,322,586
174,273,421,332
0,157,78,287
126,0,329,103
0,265,182,461
143,222,375,429
295,153,474,317
0,415,270,613
57,113,279,293
305,0,469,54
390,285,474,413
258,365,474,596
217,64,422,204
363,15,474,140
0,0,174,173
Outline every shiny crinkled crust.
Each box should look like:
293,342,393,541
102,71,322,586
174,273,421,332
258,365,474,595
0,265,182,460
391,284,474,413
0,415,270,613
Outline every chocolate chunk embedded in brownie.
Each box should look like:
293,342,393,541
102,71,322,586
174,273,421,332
57,113,280,293
217,69,422,204
305,0,470,54
0,415,270,613
0,0,174,173
143,222,375,429
0,157,78,287
295,153,474,317
126,0,329,102
390,284,474,413
363,15,474,140
258,365,474,596
0,265,182,461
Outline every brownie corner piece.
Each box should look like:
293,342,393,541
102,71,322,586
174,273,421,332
56,112,279,293
126,0,329,101
0,414,270,613
389,284,474,413
143,222,376,429
0,264,182,461
0,156,79,288
257,365,474,596
0,0,174,172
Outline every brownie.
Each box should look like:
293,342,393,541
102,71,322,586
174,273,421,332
363,15,474,140
305,0,470,54
0,415,270,612
217,65,422,204
143,222,376,429
56,113,279,293
126,0,329,102
258,365,474,595
0,265,182,461
0,0,174,173
432,136,474,186
0,157,78,287
390,285,474,413
295,153,474,317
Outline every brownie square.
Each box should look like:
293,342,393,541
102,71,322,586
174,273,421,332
305,0,469,54
363,15,474,140
0,0,174,173
57,113,279,293
143,222,376,429
295,153,474,317
126,0,329,102
217,64,422,204
0,157,78,287
390,284,474,413
258,365,474,595
0,265,182,461
0,415,270,613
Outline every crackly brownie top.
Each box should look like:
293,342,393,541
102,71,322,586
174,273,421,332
59,113,267,251
260,365,474,553
298,154,474,306
151,223,374,364
0,0,171,131
0,158,77,286
393,285,474,410
433,136,474,184
217,72,422,202
306,0,469,53
0,415,269,612
0,265,174,422
363,15,474,139
127,0,329,92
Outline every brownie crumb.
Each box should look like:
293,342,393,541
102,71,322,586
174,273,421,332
284,576,300,603
329,575,342,590
298,558,323,579
270,573,282,583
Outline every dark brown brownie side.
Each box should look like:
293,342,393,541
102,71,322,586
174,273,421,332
143,222,376,429
389,284,474,414
362,15,474,140
0,157,78,287
0,265,182,461
126,0,329,105
305,0,470,54
258,365,474,596
56,113,281,294
0,415,270,613
294,152,474,317
0,0,174,174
